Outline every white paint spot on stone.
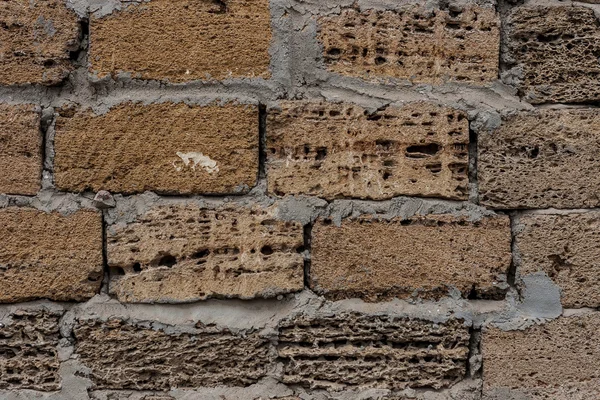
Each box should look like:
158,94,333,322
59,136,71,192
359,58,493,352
173,152,219,173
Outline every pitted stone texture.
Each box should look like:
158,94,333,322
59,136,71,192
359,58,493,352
0,0,79,85
503,6,600,104
267,102,469,200
107,204,304,303
278,313,470,390
0,310,61,391
54,102,258,195
90,0,271,82
0,104,41,195
516,213,600,308
478,109,600,209
483,313,600,399
310,215,511,301
0,208,103,302
74,318,272,390
318,5,499,84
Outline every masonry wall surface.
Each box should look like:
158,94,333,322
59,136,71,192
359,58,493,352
0,0,597,399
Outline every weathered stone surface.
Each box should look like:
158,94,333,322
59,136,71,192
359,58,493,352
483,313,600,399
107,204,304,303
318,5,499,84
0,104,41,195
0,208,103,303
90,0,271,82
278,313,470,390
516,213,600,308
503,5,600,104
54,102,258,195
267,101,469,200
310,215,511,301
0,0,80,85
74,318,272,390
478,109,600,209
0,310,61,391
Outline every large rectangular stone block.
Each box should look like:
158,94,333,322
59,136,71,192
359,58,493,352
89,0,272,82
54,102,258,195
267,101,469,200
310,215,511,301
107,204,304,302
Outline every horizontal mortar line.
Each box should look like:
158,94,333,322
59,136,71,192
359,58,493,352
505,207,600,215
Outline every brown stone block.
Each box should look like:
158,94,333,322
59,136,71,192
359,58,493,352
0,208,103,303
310,215,511,301
278,313,470,389
0,0,80,85
90,0,271,82
318,5,499,84
478,109,600,209
54,102,258,195
516,213,600,308
0,104,42,195
504,6,600,103
267,101,469,200
74,318,273,390
0,310,61,391
107,203,304,303
482,313,600,398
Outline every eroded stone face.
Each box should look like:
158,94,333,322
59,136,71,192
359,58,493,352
0,208,103,303
318,5,499,84
278,313,471,390
0,0,80,85
0,310,62,391
482,313,600,399
54,102,258,195
0,104,42,195
503,5,600,104
478,109,600,209
310,215,511,301
516,213,600,308
74,318,273,390
267,102,469,200
89,0,271,82
107,204,305,303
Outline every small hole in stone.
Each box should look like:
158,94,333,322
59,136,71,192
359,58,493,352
192,249,210,259
327,48,341,56
43,59,55,67
316,147,328,160
158,255,177,267
132,263,142,272
375,56,387,65
261,246,274,255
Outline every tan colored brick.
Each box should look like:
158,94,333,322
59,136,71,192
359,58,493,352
478,109,600,209
0,310,61,391
74,318,272,390
310,215,511,301
267,101,469,200
0,104,41,195
318,5,499,84
278,313,470,390
516,213,600,308
90,0,271,82
483,313,600,399
504,6,600,104
54,102,258,195
107,204,304,303
0,208,103,302
0,0,79,85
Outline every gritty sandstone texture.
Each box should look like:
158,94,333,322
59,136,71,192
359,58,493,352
267,101,469,201
478,108,600,209
311,214,511,301
0,208,103,303
503,5,600,104
54,102,259,195
107,203,305,303
0,104,42,195
89,0,272,82
0,0,80,85
515,212,600,309
483,312,600,399
318,4,499,84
